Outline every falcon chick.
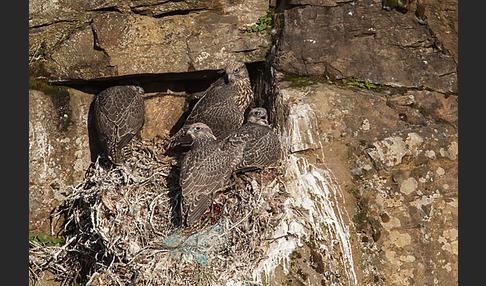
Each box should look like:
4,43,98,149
93,85,145,164
169,61,254,147
224,107,282,172
180,123,245,226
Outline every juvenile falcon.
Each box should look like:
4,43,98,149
169,61,254,147
93,85,145,164
223,107,281,172
180,123,245,226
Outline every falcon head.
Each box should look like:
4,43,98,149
247,107,269,126
225,61,249,82
186,123,216,140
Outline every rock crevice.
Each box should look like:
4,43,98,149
29,0,457,285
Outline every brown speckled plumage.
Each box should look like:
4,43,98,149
180,123,245,226
169,61,254,147
94,85,145,164
224,107,281,171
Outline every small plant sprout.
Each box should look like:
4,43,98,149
245,10,274,35
29,232,66,247
347,76,382,90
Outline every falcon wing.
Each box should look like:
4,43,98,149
180,144,231,225
115,92,145,149
236,124,281,170
94,86,145,163
180,136,246,225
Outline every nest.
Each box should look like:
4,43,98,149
29,137,288,285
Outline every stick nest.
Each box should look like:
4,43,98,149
29,137,288,285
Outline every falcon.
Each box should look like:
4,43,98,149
169,61,254,147
224,107,281,172
93,85,145,164
180,123,245,226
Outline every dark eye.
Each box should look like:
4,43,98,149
194,126,201,131
254,111,261,116
234,68,240,74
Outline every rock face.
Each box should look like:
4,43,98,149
269,6,458,283
253,86,361,285
275,0,457,93
29,0,458,285
272,81,457,285
141,93,186,139
29,0,270,81
416,0,458,63
29,89,93,235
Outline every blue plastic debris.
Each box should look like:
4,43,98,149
162,223,227,266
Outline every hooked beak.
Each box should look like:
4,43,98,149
259,113,269,125
226,73,234,82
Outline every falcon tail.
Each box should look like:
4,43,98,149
184,193,212,226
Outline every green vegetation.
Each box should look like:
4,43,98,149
352,205,365,232
288,76,314,88
29,70,73,131
29,232,66,247
281,73,320,88
245,10,274,35
320,221,328,230
347,76,382,90
347,188,360,198
383,0,409,12
308,191,316,200
29,69,70,98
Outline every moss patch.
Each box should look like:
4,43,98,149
346,76,383,90
352,204,365,232
281,73,322,88
29,69,72,131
